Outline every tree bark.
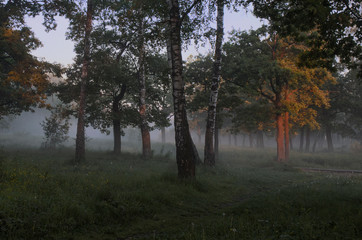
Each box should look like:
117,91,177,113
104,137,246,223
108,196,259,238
276,113,285,161
75,0,92,164
284,112,290,161
312,131,320,152
257,130,264,149
113,119,121,154
161,127,166,144
112,84,126,154
299,126,305,152
204,0,224,166
138,12,151,159
214,126,219,161
249,132,254,148
326,125,334,152
284,88,290,161
167,0,199,178
305,126,310,152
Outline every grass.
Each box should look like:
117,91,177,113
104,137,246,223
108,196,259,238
0,146,361,239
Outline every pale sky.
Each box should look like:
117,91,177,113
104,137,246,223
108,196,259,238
26,8,263,66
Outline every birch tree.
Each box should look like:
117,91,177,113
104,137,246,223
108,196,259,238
166,0,202,178
204,0,224,166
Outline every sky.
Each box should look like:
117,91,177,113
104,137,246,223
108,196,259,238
26,7,264,66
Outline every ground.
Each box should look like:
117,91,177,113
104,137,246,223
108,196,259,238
0,145,361,239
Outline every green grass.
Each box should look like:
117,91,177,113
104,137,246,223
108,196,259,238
0,147,361,239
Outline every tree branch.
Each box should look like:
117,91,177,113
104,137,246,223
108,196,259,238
180,0,202,24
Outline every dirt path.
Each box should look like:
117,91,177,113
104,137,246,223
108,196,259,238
296,167,362,174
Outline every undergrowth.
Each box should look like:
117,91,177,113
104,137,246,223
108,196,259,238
0,148,361,239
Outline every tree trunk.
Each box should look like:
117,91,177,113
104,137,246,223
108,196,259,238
138,13,151,159
257,130,264,149
167,0,199,178
284,87,290,161
284,112,290,161
161,127,166,144
290,134,294,150
249,132,254,148
75,0,93,164
326,125,334,152
312,131,320,152
113,119,121,154
299,126,305,152
214,126,219,161
204,0,224,166
112,84,126,154
276,113,285,161
305,126,310,152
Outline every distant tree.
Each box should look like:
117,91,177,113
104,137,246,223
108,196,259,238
41,104,70,149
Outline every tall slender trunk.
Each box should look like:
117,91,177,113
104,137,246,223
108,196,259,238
75,0,93,163
284,112,289,161
113,119,121,154
290,134,294,150
138,13,151,159
326,125,334,152
305,126,310,152
167,0,199,178
249,133,254,148
161,127,166,144
312,131,320,152
204,0,224,166
284,87,290,161
257,130,264,149
214,126,219,161
276,113,285,161
299,126,305,152
112,85,126,154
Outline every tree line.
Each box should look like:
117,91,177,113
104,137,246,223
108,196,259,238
1,0,361,178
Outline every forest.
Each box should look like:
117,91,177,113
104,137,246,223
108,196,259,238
1,0,362,239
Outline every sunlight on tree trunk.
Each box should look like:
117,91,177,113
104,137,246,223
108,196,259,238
276,113,285,161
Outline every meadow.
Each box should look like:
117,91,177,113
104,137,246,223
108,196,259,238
0,143,361,239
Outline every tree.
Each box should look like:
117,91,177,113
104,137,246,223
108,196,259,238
250,0,362,75
0,1,66,119
204,0,224,166
223,28,333,161
166,0,204,178
74,0,93,163
41,104,70,149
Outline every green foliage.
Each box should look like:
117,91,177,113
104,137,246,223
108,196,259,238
223,27,334,130
0,0,74,119
250,0,362,74
40,104,71,149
